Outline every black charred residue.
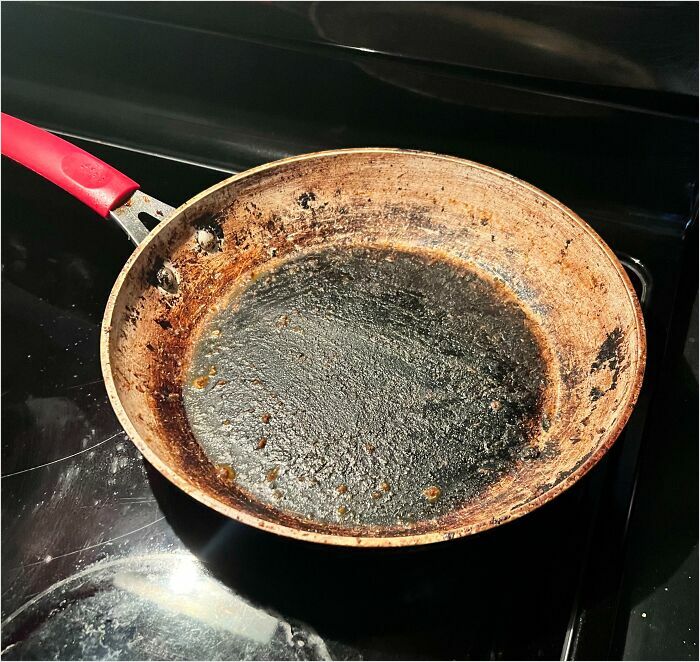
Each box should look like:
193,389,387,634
124,305,140,326
590,387,605,401
529,473,570,500
591,328,623,372
229,225,255,250
519,446,541,460
555,470,569,484
589,327,624,400
297,192,316,209
244,201,263,219
183,246,550,528
265,213,281,233
569,450,594,475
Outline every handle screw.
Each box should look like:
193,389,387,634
156,266,178,294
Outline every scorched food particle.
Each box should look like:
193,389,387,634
215,463,236,483
422,486,442,503
192,375,210,389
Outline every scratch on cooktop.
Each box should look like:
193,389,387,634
64,378,105,391
1,430,125,478
118,497,158,504
11,515,166,571
2,552,197,633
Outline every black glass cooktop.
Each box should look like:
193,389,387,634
3,128,690,660
3,3,698,658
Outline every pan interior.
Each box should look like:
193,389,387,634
182,244,550,527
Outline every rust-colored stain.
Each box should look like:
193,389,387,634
423,486,442,504
101,148,646,548
191,375,209,389
215,463,236,483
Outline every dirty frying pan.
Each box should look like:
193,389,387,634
1,113,645,547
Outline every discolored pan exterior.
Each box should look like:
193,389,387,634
101,149,645,547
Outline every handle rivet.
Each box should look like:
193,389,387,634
156,266,178,294
196,228,220,253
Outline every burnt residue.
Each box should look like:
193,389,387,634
265,213,281,233
591,328,623,373
568,450,594,475
590,387,605,402
297,192,316,209
104,151,645,543
589,327,624,400
562,366,582,389
182,245,549,527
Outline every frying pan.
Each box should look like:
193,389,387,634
1,113,645,547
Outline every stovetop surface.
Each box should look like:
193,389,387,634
1,128,691,660
1,6,698,654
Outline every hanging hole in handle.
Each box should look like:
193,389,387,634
138,212,162,232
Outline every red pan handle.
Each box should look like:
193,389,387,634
1,112,140,217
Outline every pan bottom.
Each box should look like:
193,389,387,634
183,245,549,528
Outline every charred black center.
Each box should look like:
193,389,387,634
183,245,548,527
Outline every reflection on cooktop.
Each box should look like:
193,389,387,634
2,554,338,660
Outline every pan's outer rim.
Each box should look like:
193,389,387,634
101,147,647,548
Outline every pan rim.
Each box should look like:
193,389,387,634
100,147,646,548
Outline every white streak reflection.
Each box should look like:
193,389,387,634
113,559,279,645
